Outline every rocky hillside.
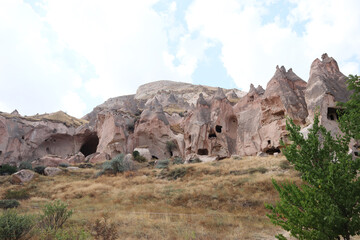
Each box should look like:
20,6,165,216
0,54,354,166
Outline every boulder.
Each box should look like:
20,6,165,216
11,170,35,184
44,167,62,176
87,152,111,164
67,152,85,164
32,155,68,167
133,148,152,161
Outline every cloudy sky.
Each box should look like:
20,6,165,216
1,0,359,118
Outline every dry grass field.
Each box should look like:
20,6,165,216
0,156,310,239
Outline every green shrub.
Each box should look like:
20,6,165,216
155,159,170,169
0,164,17,176
0,210,35,240
40,200,73,231
188,158,201,164
134,155,147,163
34,166,46,175
0,199,20,209
59,163,69,168
173,157,184,165
78,163,93,168
132,150,140,158
100,154,137,175
4,189,30,200
166,167,187,180
19,161,33,170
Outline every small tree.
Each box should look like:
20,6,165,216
267,74,360,239
337,75,360,140
267,115,360,240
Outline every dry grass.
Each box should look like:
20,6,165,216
0,156,312,239
0,110,87,127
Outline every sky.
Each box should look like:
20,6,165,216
0,0,359,118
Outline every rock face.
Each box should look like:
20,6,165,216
305,53,350,134
0,54,353,165
11,169,35,184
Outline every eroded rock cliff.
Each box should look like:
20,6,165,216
0,54,352,165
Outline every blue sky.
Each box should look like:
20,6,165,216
0,0,359,117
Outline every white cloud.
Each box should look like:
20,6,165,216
61,91,86,117
185,0,360,90
0,0,84,116
43,0,196,100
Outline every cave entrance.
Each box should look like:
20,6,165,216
327,108,338,121
80,134,99,157
197,149,208,155
265,147,281,155
215,125,222,133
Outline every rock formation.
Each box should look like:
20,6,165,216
0,54,353,165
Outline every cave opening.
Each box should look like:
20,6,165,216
208,133,217,138
152,155,159,159
265,147,281,155
80,134,99,157
327,107,339,121
215,125,222,133
197,149,208,155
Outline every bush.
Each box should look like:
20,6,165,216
34,166,46,175
0,164,17,176
78,163,93,168
188,158,201,164
0,210,35,240
132,150,147,162
90,214,118,240
0,199,20,209
155,159,170,169
4,189,30,200
19,161,33,170
59,163,69,168
173,157,184,165
40,200,73,231
100,154,137,175
166,167,187,180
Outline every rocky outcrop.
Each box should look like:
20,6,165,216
305,53,350,135
11,169,35,184
44,167,62,176
0,54,352,164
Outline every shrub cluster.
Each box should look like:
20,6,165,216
155,159,170,169
98,154,137,176
0,164,17,176
132,151,147,163
0,199,20,209
19,161,33,170
173,157,184,165
4,189,30,200
0,210,34,240
34,166,46,175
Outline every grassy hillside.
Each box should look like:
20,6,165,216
0,156,307,239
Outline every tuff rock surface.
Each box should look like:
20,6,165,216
0,54,352,165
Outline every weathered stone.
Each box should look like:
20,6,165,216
11,170,35,184
44,167,62,176
67,152,85,164
133,148,152,161
32,155,68,168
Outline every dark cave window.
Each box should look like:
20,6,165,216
327,108,338,121
267,140,271,145
21,136,24,140
265,147,281,155
80,134,99,157
152,155,158,159
215,125,222,133
208,133,217,138
249,95,254,102
0,151,2,156
197,149,208,155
